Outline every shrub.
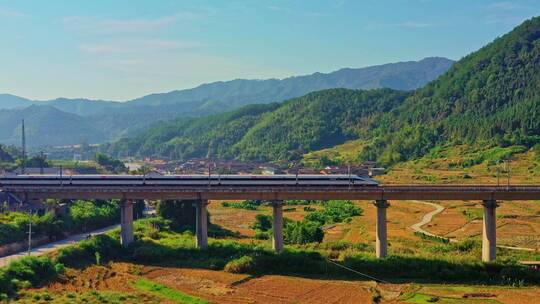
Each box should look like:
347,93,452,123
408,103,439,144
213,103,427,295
156,200,205,230
454,239,480,253
95,252,102,266
224,256,254,273
284,220,324,244
57,234,122,267
0,269,14,295
134,218,170,239
533,144,540,161
414,231,450,244
252,215,272,231
221,200,261,210
0,200,121,246
304,211,327,225
0,212,35,245
0,256,62,295
305,200,362,225
54,263,65,274
285,200,320,206
66,200,120,232
254,230,270,240
321,241,353,251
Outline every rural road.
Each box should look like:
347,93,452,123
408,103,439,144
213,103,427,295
409,200,538,252
410,200,445,237
0,224,119,267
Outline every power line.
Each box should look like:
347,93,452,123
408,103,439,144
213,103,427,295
325,258,390,284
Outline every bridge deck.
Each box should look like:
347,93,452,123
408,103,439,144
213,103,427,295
3,184,540,200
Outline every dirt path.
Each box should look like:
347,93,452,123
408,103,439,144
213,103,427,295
0,224,119,267
410,200,445,236
409,200,538,253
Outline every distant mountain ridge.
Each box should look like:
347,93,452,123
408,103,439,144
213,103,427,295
0,105,106,147
127,57,454,108
0,57,454,147
103,16,540,165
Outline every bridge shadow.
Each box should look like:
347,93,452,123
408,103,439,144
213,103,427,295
57,234,540,286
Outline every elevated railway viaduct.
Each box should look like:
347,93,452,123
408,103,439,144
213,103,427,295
2,174,540,262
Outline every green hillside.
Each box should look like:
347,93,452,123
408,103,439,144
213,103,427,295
104,89,409,161
360,16,540,165
107,17,540,167
0,58,452,148
231,89,408,161
102,103,280,159
0,105,106,147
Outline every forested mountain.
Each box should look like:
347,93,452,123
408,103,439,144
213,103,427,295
0,58,452,147
0,94,33,109
103,103,281,159
102,89,410,160
0,105,106,147
105,17,540,165
359,16,540,165
44,98,119,116
127,57,452,107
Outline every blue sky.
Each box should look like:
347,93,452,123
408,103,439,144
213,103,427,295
0,0,539,101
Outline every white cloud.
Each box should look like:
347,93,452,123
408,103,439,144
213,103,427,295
398,21,433,28
0,6,27,18
364,21,436,30
62,15,176,35
61,11,208,36
306,11,332,17
489,2,519,10
333,0,348,8
267,5,292,14
79,39,202,54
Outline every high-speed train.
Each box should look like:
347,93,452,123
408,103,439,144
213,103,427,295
0,174,379,187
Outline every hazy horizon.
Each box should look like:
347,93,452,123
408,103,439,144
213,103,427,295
1,56,453,103
0,0,539,101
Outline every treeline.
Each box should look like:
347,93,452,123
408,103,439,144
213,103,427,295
0,145,51,171
0,200,144,246
102,103,280,160
103,89,409,162
359,16,540,165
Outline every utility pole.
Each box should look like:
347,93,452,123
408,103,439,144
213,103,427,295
348,163,352,188
21,119,26,175
507,159,511,190
496,160,500,187
27,209,33,255
39,151,44,174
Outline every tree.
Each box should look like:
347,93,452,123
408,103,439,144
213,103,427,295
94,153,126,173
156,200,208,230
283,220,324,244
252,214,272,231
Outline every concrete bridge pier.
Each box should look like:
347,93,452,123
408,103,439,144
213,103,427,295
482,200,498,262
272,200,284,253
120,199,134,247
374,200,389,258
194,200,209,249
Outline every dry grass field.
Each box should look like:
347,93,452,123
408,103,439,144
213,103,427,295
16,261,540,304
6,158,540,303
379,146,540,185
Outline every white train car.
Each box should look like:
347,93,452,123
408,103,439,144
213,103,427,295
0,174,379,187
